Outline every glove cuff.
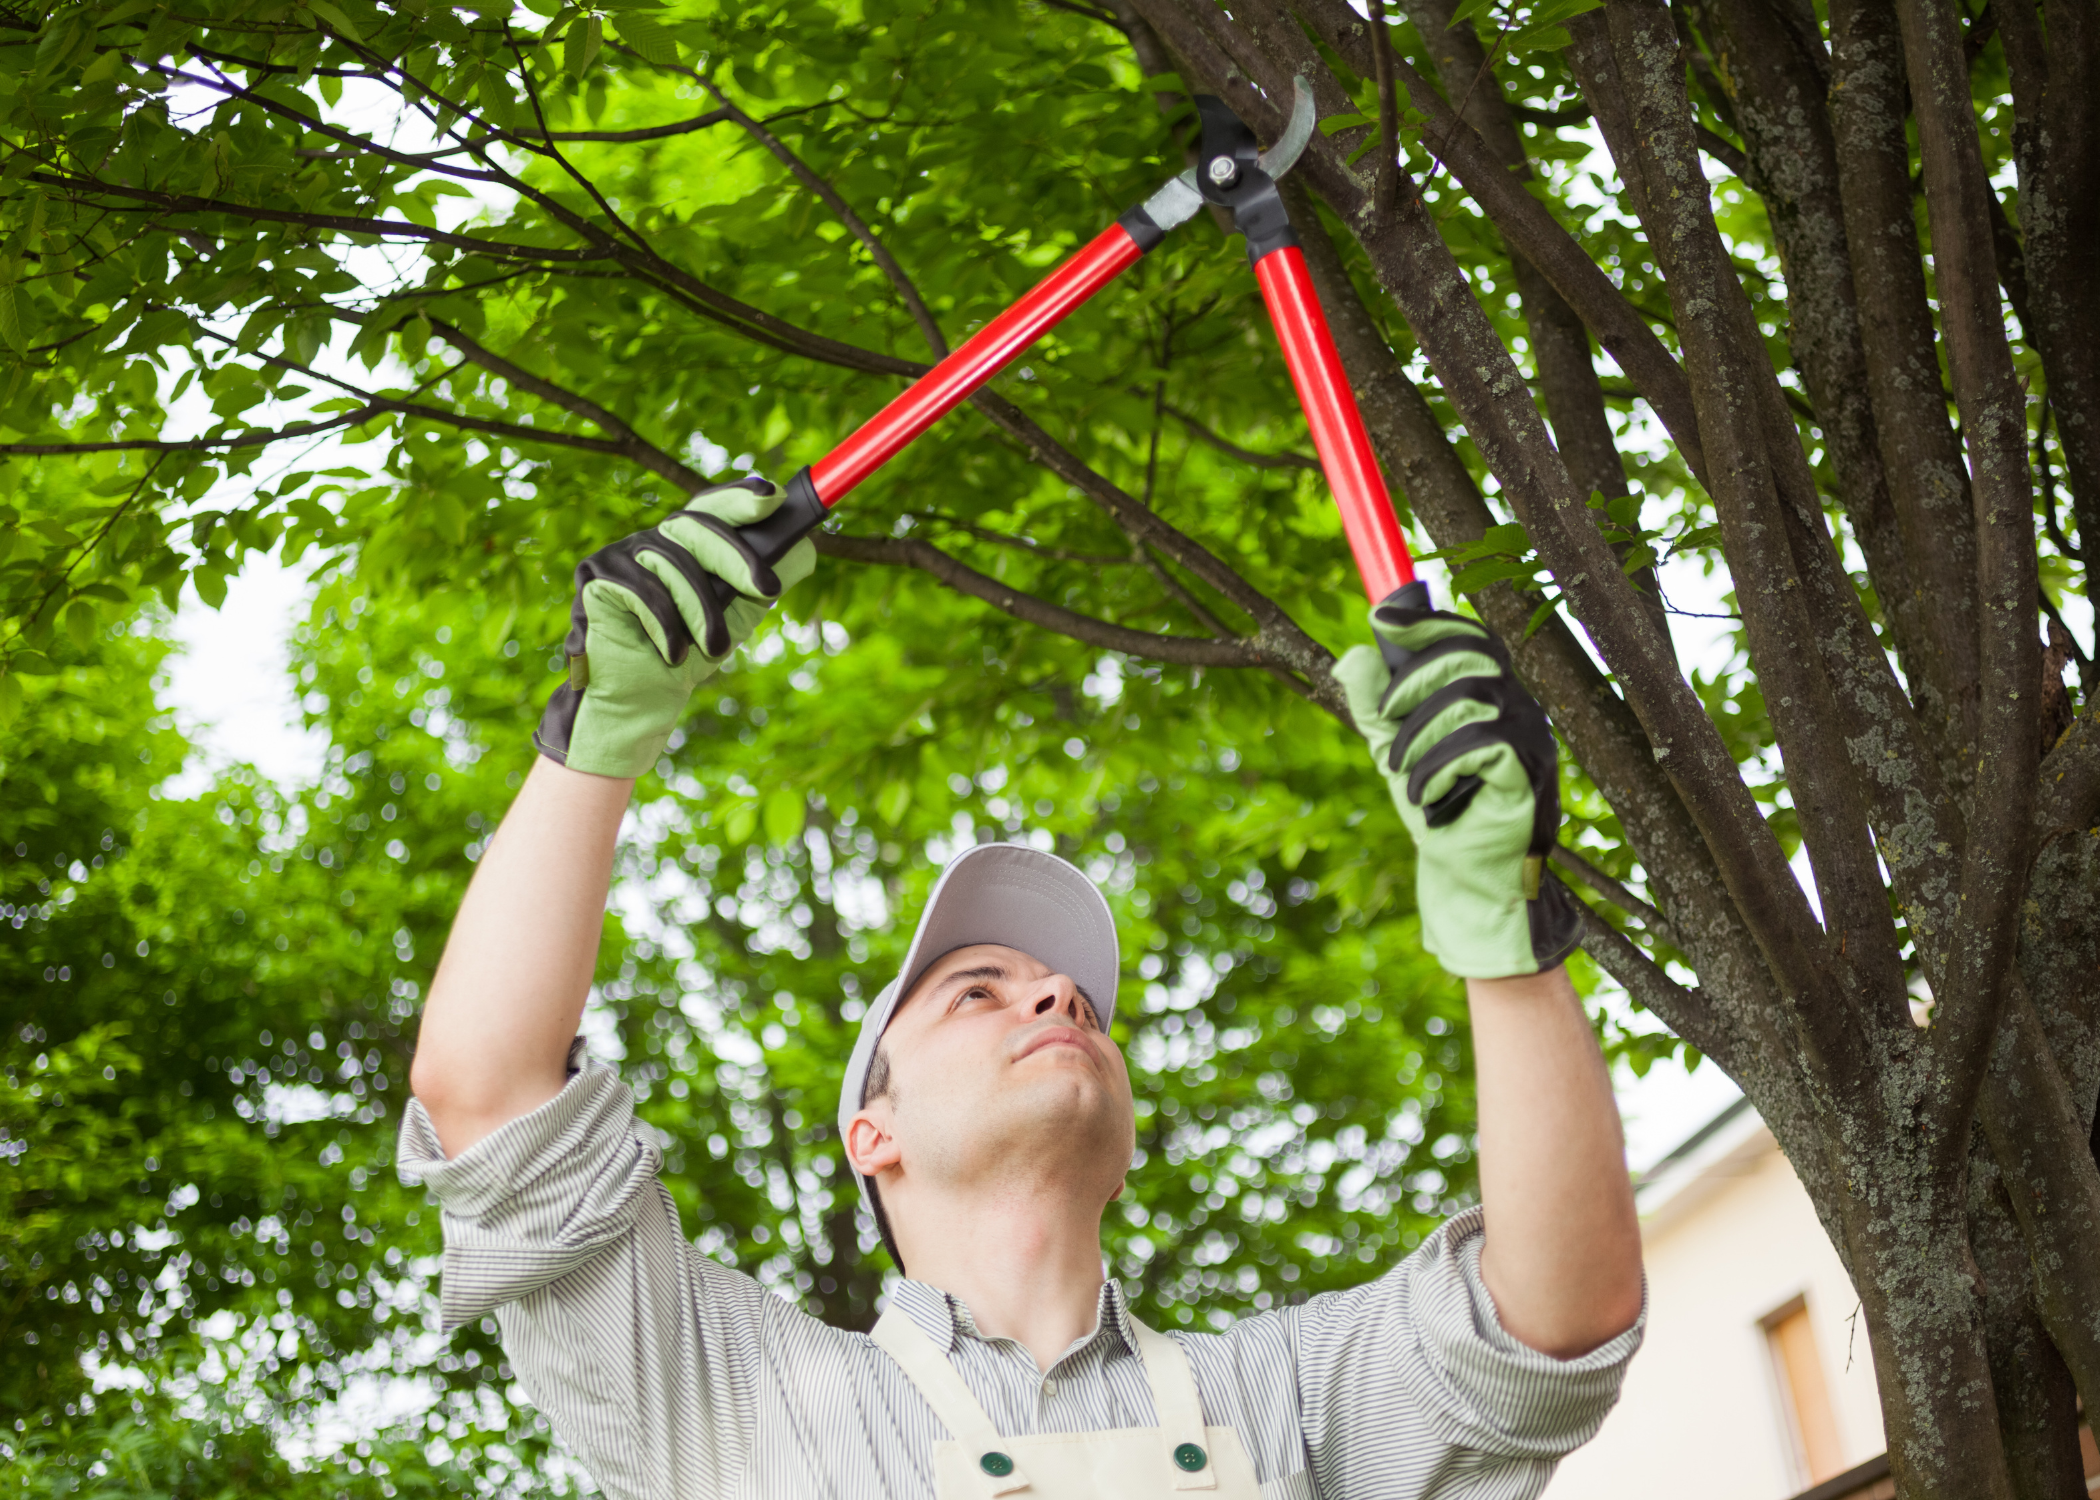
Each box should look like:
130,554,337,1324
1529,874,1585,974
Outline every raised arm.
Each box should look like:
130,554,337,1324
409,477,817,1158
1468,966,1641,1355
411,759,634,1156
1335,593,1641,1359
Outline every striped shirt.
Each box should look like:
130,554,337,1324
396,1052,1641,1500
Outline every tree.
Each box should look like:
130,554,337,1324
0,0,2093,1493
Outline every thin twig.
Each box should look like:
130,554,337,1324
1038,0,1124,25
1550,845,1680,949
814,531,1274,669
903,512,1133,565
1568,893,1706,1033
1161,402,1320,471
420,319,708,493
611,41,951,358
2035,400,2082,563
1419,3,1522,192
506,27,660,262
1369,0,1401,217
0,457,166,654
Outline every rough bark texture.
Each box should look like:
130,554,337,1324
1825,0,1987,788
1968,1141,2089,1500
1999,0,2100,560
1117,0,2094,1488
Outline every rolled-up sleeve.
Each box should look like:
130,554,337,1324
1290,1205,1644,1497
396,1047,770,1500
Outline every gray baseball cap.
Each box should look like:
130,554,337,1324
836,842,1120,1262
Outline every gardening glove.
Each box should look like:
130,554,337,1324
533,476,817,778
1332,595,1582,978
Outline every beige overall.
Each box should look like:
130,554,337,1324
872,1308,1263,1500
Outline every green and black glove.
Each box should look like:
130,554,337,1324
533,477,817,779
1333,593,1582,978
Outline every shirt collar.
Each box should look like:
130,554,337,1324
889,1278,1139,1361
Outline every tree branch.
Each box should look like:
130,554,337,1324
153,57,505,185
903,512,1133,566
590,39,950,359
1568,891,1716,1054
1694,123,1755,182
1551,845,1680,950
1289,0,1712,488
1161,402,1320,471
1575,4,1903,1038
812,531,1287,672
687,65,951,358
0,413,373,456
1895,0,2043,1101
419,319,709,493
1827,0,1984,783
2037,697,2100,836
958,386,1348,717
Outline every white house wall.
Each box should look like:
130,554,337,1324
1543,1111,1887,1500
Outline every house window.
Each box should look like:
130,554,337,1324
1764,1296,1846,1486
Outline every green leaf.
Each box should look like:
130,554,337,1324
0,284,22,357
76,48,123,86
194,566,229,610
304,0,365,43
1319,112,1373,136
1449,556,1546,593
723,800,757,844
762,786,805,845
0,670,19,727
1477,522,1532,556
1509,24,1574,51
63,598,97,649
565,17,603,78
615,13,679,65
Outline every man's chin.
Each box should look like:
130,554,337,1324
963,1074,1131,1151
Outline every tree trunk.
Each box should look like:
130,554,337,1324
1970,1138,2089,1500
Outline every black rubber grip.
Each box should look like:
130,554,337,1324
1374,579,1435,675
1117,203,1167,253
734,467,827,568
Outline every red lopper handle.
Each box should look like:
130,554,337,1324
1250,246,1416,602
806,223,1148,508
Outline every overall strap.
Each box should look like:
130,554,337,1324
872,1308,1034,1498
1129,1320,1218,1492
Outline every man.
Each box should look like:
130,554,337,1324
399,479,1643,1498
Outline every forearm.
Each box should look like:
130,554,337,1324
411,755,635,1157
1468,965,1643,1357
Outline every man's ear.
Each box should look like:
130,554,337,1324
845,1105,902,1179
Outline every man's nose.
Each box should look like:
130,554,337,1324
1031,977,1084,1022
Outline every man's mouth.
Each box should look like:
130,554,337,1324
1016,1029,1092,1062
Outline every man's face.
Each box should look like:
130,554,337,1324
855,944,1136,1208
